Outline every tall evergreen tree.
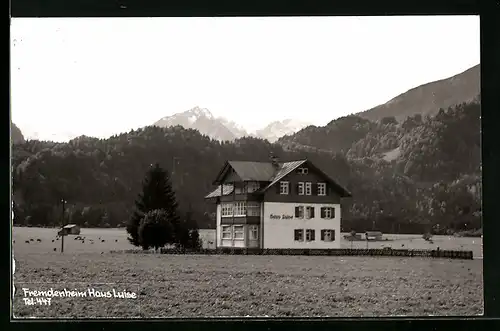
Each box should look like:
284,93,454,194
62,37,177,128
127,163,180,246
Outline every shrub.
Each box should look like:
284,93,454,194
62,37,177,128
138,209,175,251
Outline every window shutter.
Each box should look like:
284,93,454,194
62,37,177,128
320,230,325,241
311,230,315,241
295,207,300,218
312,183,317,195
310,207,315,218
332,230,336,241
320,207,325,218
296,183,300,195
332,207,336,218
325,183,329,196
276,182,281,194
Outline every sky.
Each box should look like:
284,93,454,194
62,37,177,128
11,16,480,142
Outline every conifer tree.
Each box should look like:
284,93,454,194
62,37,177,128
127,163,180,246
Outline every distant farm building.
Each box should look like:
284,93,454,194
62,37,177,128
58,224,81,236
365,231,383,241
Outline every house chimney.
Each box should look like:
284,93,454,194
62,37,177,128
269,152,280,169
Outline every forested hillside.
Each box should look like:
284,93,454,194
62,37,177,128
356,64,480,122
11,123,25,144
11,99,481,234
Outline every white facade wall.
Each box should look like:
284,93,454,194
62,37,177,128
262,202,341,249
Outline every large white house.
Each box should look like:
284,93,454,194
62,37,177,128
204,157,352,249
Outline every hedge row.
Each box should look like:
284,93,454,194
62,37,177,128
138,247,474,260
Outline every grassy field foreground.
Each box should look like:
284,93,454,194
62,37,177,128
13,252,483,318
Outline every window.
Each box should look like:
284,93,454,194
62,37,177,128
298,182,305,195
221,225,232,239
305,182,312,195
247,202,260,216
294,206,304,219
221,203,233,217
294,229,304,241
280,181,289,195
321,229,335,242
320,207,335,219
305,229,316,241
249,225,259,240
317,183,327,196
233,225,244,240
233,202,247,217
247,182,260,193
305,206,315,219
234,186,243,194
297,167,309,174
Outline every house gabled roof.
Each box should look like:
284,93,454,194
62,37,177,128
207,158,352,198
204,184,234,199
262,160,307,190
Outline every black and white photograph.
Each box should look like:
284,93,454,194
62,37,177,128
10,15,482,318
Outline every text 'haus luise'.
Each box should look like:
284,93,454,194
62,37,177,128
205,156,352,249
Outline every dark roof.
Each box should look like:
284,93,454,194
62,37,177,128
207,159,352,198
228,161,276,182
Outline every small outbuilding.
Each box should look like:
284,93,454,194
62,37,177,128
365,231,383,241
58,224,81,236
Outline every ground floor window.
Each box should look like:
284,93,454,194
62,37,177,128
221,225,232,239
294,229,304,241
305,229,315,241
321,229,335,242
249,225,259,240
233,225,245,240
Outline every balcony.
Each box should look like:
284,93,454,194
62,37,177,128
220,201,261,225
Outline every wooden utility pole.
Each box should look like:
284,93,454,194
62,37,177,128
61,199,66,253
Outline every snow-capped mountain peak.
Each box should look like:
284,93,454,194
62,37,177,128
254,119,313,142
189,106,214,119
153,107,311,142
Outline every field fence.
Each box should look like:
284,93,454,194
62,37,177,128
109,247,473,260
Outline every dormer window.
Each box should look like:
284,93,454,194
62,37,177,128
297,167,309,175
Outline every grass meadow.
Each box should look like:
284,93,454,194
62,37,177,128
12,227,483,318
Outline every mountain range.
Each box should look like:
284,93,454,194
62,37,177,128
153,106,312,143
12,64,479,145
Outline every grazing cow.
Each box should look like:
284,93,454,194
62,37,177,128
52,240,55,242
13,240,15,243
29,239,34,241
25,240,29,244
53,248,56,251
115,240,118,242
36,239,42,242
101,240,105,243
